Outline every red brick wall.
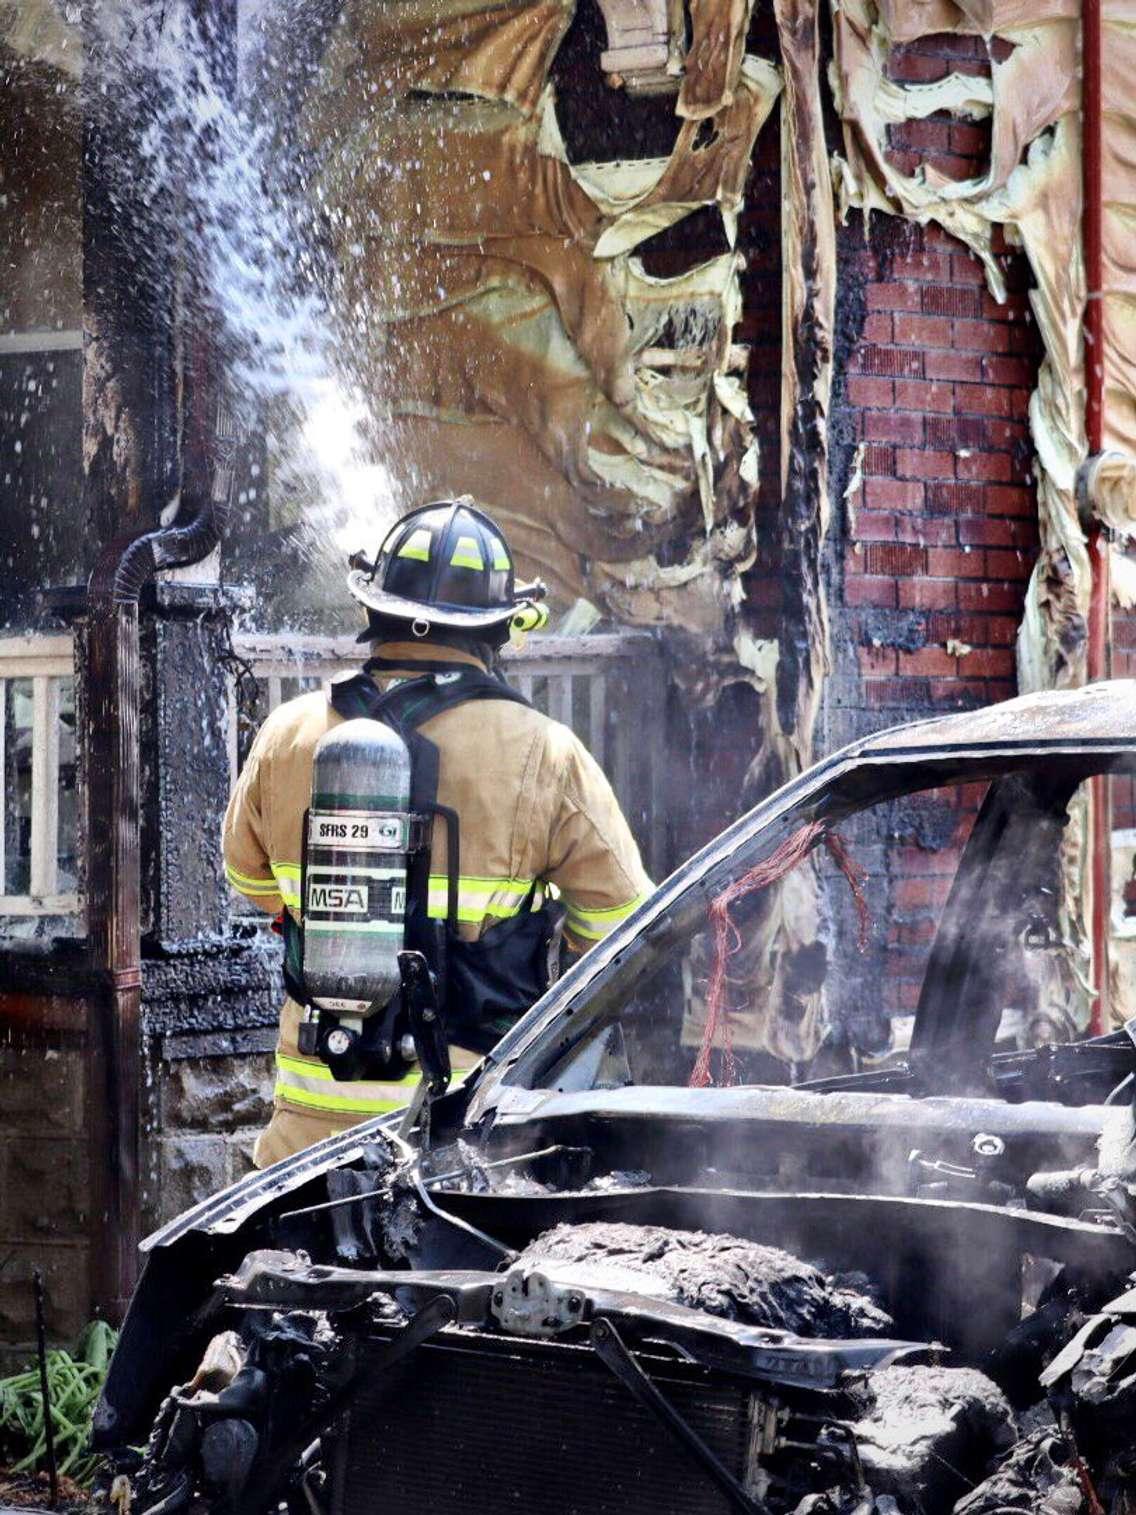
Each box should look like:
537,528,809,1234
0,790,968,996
817,33,1046,1047
845,221,1037,717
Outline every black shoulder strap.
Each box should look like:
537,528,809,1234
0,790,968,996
328,664,532,729
326,669,386,721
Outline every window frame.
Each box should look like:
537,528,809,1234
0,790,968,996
0,631,79,916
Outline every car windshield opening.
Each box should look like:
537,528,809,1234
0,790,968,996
532,769,1096,1099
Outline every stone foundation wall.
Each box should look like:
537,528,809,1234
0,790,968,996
148,1045,275,1227
141,942,283,1230
0,1015,90,1371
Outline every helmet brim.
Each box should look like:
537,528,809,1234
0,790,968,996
347,569,529,635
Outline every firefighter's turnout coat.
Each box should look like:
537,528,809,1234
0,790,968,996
223,640,653,1166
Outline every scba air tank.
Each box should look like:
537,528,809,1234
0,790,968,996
301,717,413,1015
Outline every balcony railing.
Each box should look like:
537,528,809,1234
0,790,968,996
0,627,667,927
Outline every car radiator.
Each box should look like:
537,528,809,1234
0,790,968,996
329,1325,768,1515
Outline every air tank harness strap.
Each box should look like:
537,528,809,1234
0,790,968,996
354,660,534,720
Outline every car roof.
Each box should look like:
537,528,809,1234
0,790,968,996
854,680,1136,761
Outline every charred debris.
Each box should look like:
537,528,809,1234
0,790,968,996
93,1079,1136,1515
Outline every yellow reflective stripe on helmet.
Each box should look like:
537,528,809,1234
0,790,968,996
426,874,537,923
487,535,511,572
450,535,484,570
564,892,650,942
397,527,432,562
270,861,302,910
226,863,280,896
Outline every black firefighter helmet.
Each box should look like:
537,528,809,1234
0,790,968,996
347,497,548,639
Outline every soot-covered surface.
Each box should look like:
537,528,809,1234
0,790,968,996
520,1222,893,1336
853,1366,1016,1511
954,1428,1082,1515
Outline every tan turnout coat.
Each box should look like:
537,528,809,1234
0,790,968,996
223,641,652,1166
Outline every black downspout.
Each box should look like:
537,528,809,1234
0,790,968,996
85,472,230,1319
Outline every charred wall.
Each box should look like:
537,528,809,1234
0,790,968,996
0,4,279,1347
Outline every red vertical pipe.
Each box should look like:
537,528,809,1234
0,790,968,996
1083,0,1109,1033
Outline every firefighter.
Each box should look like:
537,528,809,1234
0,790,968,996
224,498,653,1166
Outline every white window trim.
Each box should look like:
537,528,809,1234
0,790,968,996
0,632,79,916
0,330,83,355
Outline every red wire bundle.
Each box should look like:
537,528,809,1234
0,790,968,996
689,820,870,1089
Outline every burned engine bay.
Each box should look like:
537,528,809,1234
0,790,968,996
96,1064,1136,1515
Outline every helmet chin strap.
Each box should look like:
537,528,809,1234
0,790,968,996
347,549,378,577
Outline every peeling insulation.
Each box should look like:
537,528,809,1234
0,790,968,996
303,0,782,678
0,0,81,77
681,0,837,1067
828,0,1136,1031
591,0,685,92
302,0,841,1065
1099,0,1136,467
669,0,836,1067
771,0,834,775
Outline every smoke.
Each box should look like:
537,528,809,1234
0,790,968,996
86,0,398,562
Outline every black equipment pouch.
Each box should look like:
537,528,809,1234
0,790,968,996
444,886,566,1054
280,909,305,1004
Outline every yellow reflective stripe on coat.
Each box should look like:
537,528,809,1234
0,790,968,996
265,866,536,925
564,892,649,942
426,874,538,923
274,1052,473,1116
275,1053,420,1115
270,861,302,910
226,862,280,897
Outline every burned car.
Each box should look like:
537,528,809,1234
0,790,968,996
97,683,1136,1515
